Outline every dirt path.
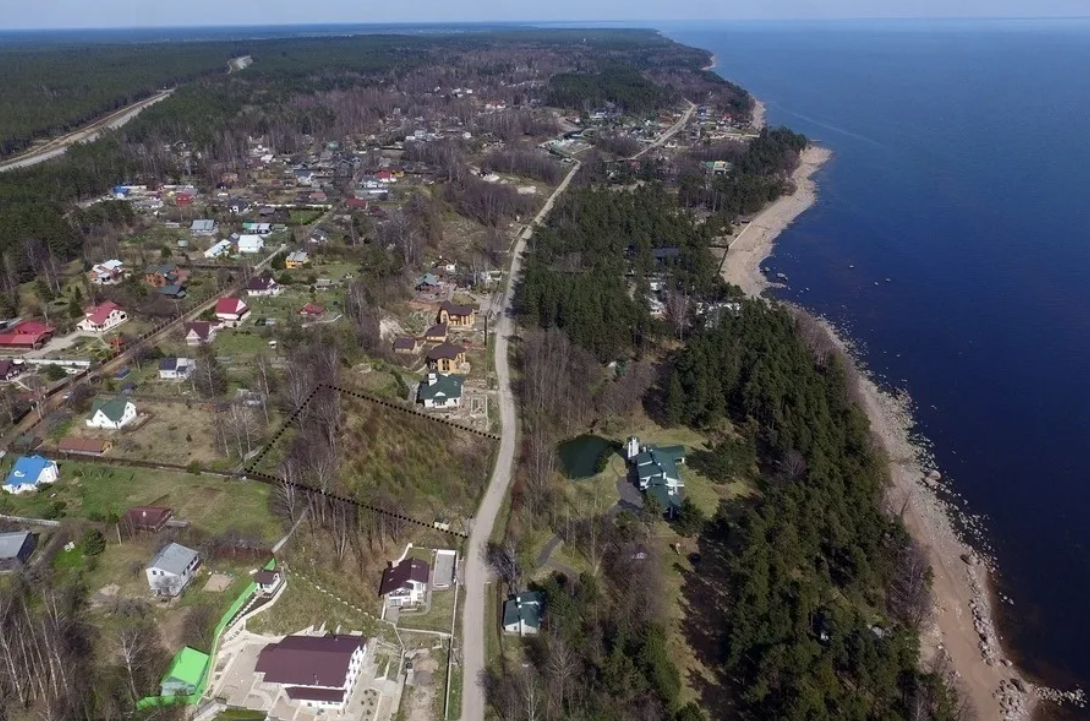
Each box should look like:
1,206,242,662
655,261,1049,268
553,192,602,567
458,159,581,721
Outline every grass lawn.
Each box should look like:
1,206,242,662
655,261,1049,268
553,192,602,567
58,399,225,468
0,461,282,543
257,393,496,521
399,586,457,634
247,576,384,639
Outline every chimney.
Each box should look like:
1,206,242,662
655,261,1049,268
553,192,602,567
427,372,437,385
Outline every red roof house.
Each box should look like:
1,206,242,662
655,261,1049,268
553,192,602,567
0,321,55,349
77,301,128,333
297,303,326,318
214,297,250,326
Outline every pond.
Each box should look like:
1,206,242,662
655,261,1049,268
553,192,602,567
558,434,615,479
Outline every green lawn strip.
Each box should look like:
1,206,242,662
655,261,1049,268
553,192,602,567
398,587,456,634
0,461,281,543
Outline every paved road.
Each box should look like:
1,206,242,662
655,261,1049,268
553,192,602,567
459,159,581,721
0,90,174,172
632,100,697,159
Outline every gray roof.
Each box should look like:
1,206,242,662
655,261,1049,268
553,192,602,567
147,542,198,575
0,531,32,560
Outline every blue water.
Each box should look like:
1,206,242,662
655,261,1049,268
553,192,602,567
664,19,1090,693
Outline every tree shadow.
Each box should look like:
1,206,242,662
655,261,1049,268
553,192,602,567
676,506,746,720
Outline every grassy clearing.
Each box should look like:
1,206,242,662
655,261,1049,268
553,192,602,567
0,461,282,542
59,399,225,467
399,586,457,634
248,576,384,639
258,393,496,521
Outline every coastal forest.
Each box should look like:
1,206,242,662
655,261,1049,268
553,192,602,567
505,133,961,720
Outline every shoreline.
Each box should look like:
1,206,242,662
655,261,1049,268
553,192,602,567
718,143,831,297
718,132,1064,720
702,53,718,71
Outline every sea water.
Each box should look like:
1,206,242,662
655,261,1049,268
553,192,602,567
665,18,1090,695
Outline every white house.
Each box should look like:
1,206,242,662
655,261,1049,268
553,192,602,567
246,276,282,297
184,322,217,345
416,373,463,410
255,568,285,596
241,222,272,236
158,357,195,380
214,297,250,326
77,302,128,333
146,542,200,596
3,455,59,494
237,234,266,254
86,396,137,429
190,219,218,236
89,259,124,285
204,239,232,258
255,636,367,711
379,558,429,607
502,592,544,636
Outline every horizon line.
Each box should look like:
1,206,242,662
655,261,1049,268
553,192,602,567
5,16,1090,33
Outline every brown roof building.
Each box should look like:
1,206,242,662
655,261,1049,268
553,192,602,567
57,437,112,456
124,506,174,533
438,300,476,328
425,342,466,373
255,635,367,710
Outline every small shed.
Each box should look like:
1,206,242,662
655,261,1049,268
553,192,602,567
159,647,209,697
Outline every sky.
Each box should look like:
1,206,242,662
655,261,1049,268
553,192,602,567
5,0,1089,30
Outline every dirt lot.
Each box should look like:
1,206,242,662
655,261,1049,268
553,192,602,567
404,648,442,721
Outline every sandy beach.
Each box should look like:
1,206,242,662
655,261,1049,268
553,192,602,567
719,143,832,297
752,99,767,129
718,136,1063,719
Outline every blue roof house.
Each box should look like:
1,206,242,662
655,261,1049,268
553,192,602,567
3,455,59,495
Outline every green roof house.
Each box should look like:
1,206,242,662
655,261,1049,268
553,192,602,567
160,647,209,697
626,436,685,517
417,372,464,410
502,591,544,636
86,396,137,430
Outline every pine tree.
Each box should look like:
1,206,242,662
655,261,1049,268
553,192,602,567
664,372,684,426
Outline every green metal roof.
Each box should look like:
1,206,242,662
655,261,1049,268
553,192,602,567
417,374,464,403
647,482,683,511
635,445,685,484
162,647,209,689
91,396,132,423
503,591,544,630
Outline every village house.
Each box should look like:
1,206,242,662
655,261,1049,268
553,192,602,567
426,342,467,373
297,303,325,319
158,357,195,380
502,591,544,636
246,275,282,297
437,300,476,328
433,257,457,274
228,198,250,214
0,532,37,572
237,234,265,254
417,372,463,409
0,359,25,381
379,558,429,608
626,436,686,516
190,219,218,236
144,263,187,288
393,336,419,354
285,250,309,269
123,506,174,533
0,320,55,349
86,396,137,430
204,239,232,259
215,297,250,326
146,542,200,597
77,302,128,333
89,259,125,285
255,568,285,596
242,222,272,236
424,323,448,343
57,437,111,456
159,283,187,299
184,321,217,345
3,455,59,494
308,228,330,245
255,635,367,711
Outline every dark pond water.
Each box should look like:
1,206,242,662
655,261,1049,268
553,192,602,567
558,434,613,479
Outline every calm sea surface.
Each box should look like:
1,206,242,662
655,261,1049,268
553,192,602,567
665,19,1090,694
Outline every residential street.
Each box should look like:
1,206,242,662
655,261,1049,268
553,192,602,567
458,159,581,721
